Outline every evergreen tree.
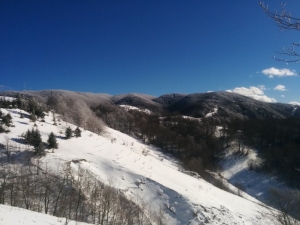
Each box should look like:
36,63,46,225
35,142,45,156
2,113,12,126
24,129,33,144
24,128,42,148
27,98,45,119
47,132,58,149
32,129,42,148
74,127,81,137
65,127,72,139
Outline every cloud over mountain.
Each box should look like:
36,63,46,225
226,86,276,103
290,102,300,106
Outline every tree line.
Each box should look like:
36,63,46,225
46,94,104,134
91,103,222,177
224,117,300,186
92,103,300,186
0,157,165,225
0,95,45,119
1,94,104,134
22,126,82,156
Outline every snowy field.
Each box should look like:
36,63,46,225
0,108,279,224
119,104,152,114
218,145,286,203
0,204,91,225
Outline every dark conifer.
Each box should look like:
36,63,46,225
24,128,42,148
74,127,81,137
47,132,58,149
65,127,72,139
32,128,42,148
2,113,12,126
35,142,45,156
24,129,32,144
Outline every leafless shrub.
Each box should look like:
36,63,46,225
49,95,104,134
142,149,149,156
234,182,245,197
85,115,103,134
0,159,161,224
266,187,300,225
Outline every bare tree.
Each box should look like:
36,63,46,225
0,158,163,224
267,187,300,225
260,2,300,62
4,136,11,162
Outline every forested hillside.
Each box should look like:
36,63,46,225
1,90,300,224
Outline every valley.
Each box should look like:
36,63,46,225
0,91,299,224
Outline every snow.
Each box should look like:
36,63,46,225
205,107,218,117
0,108,279,224
181,107,218,120
0,96,15,102
119,104,152,114
218,145,286,203
0,204,92,225
182,116,201,121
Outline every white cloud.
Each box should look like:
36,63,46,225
262,67,297,78
226,86,277,103
258,85,267,90
281,95,285,98
290,102,300,106
274,84,287,91
207,91,213,93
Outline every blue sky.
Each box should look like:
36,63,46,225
1,1,299,104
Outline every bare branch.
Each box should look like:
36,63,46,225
260,2,300,30
260,2,300,62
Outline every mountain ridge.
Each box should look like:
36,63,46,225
1,89,298,120
0,107,279,224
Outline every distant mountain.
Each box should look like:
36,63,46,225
1,90,298,120
164,92,296,119
108,91,297,119
0,107,279,225
1,89,299,224
152,93,187,107
112,93,162,113
1,90,112,106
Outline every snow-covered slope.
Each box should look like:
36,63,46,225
0,108,278,224
0,204,91,225
218,145,286,203
119,104,152,114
